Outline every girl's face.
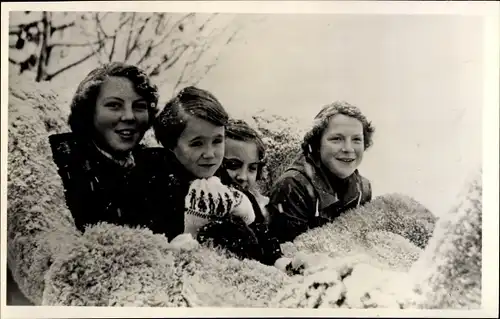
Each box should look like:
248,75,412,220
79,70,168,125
173,115,225,178
224,138,260,191
319,114,364,179
93,76,149,156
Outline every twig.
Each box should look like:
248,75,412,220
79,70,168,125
162,44,190,71
147,43,189,77
135,40,154,66
198,13,219,32
125,15,152,63
125,13,136,60
94,13,109,38
177,24,241,90
50,40,104,47
109,34,117,61
154,13,165,35
9,20,40,34
46,41,104,80
51,21,76,33
94,13,107,58
149,13,195,51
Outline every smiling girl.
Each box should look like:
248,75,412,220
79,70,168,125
48,62,164,233
221,119,270,223
268,101,375,242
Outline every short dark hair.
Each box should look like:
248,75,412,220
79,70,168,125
68,62,159,139
225,118,267,180
302,101,375,157
153,86,229,151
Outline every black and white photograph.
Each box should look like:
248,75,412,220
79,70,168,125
1,1,498,318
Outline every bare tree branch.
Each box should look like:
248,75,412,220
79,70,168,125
174,22,242,91
135,39,154,66
162,44,190,71
126,13,193,66
94,13,105,57
125,13,136,61
51,21,76,33
46,42,104,80
108,34,117,61
118,14,134,29
94,13,109,38
198,13,219,32
9,20,39,34
147,43,189,78
10,12,246,84
36,12,50,81
151,13,195,50
51,40,104,47
154,13,165,35
99,12,111,23
125,15,152,63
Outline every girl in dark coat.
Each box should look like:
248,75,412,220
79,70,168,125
49,62,171,235
152,92,307,272
150,87,256,241
268,101,375,243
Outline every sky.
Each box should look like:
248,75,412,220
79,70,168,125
198,14,483,217
9,13,484,217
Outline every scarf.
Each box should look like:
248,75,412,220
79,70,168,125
93,142,136,169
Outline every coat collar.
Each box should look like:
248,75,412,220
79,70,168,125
288,153,362,211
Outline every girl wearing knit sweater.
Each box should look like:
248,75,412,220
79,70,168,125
150,86,255,240
152,89,313,273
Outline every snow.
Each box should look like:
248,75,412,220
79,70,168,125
6,76,482,309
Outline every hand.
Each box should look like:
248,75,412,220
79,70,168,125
169,233,199,251
274,257,294,272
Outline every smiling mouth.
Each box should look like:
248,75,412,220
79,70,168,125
336,158,355,163
116,129,137,139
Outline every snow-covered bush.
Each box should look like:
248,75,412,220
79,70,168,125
272,258,420,309
7,79,80,304
7,81,481,309
290,193,437,255
43,223,288,307
410,170,482,309
238,109,306,195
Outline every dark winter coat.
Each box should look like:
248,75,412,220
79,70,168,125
49,132,184,240
197,169,284,266
50,132,284,262
267,153,372,243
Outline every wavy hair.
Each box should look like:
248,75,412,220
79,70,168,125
67,62,159,139
225,118,267,180
153,86,229,151
302,101,375,157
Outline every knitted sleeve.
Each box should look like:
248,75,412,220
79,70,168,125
229,188,256,225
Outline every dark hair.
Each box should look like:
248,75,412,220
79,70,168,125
225,118,266,180
302,101,375,157
153,86,229,150
68,62,159,138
